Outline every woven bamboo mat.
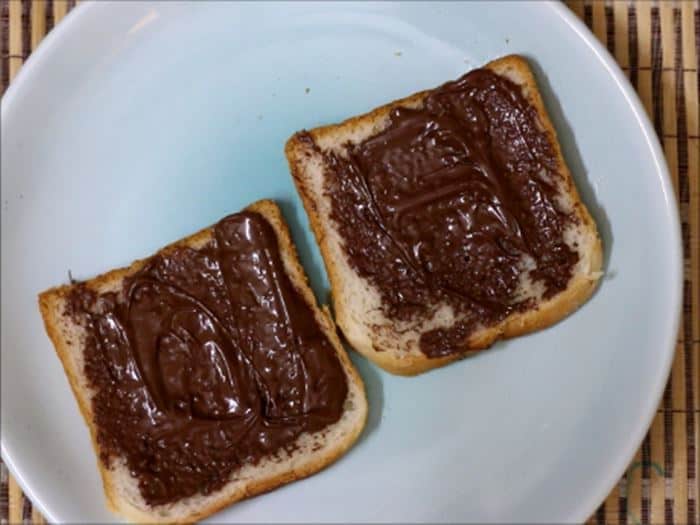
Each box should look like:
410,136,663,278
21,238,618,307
0,1,697,523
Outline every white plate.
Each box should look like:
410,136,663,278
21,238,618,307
1,2,681,523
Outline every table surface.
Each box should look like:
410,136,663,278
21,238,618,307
1,1,698,523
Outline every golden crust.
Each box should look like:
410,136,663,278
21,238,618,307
38,200,368,523
285,55,603,376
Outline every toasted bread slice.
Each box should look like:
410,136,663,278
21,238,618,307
285,55,603,376
38,200,367,523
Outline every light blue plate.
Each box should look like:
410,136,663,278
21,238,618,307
1,2,681,523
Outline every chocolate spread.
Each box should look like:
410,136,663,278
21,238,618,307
320,68,579,357
67,211,348,506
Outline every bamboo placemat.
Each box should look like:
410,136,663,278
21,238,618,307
0,1,697,523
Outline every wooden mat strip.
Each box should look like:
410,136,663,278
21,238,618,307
0,1,697,523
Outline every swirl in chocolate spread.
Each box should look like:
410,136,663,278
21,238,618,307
320,69,579,357
68,211,348,506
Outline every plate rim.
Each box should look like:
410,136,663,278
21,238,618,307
548,3,682,522
0,2,683,523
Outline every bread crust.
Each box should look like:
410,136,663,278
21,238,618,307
285,55,603,376
38,200,368,523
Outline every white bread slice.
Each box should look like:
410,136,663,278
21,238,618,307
38,199,368,523
285,55,603,376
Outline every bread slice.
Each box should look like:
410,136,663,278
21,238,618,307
38,200,367,523
285,55,603,376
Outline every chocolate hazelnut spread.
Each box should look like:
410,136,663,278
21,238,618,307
67,211,348,506
320,68,579,357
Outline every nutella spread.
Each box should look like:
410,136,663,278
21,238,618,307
321,69,579,357
67,212,348,506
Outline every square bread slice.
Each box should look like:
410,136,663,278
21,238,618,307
38,200,367,523
285,55,603,376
